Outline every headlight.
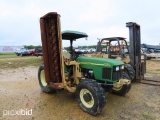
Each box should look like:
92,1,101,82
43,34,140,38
121,65,124,69
115,66,119,71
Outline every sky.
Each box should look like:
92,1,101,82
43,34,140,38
0,0,160,47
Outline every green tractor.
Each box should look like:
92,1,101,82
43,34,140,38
38,12,131,115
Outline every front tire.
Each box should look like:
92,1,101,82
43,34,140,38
111,72,131,96
76,79,106,115
38,64,55,93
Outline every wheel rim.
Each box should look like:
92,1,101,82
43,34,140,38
80,89,94,108
112,85,123,91
40,70,47,86
112,82,123,91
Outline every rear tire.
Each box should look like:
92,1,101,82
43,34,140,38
124,64,135,81
38,64,55,93
111,72,131,96
76,79,106,115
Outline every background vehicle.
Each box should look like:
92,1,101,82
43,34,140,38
75,48,80,52
29,49,36,55
38,12,131,115
34,48,42,57
79,48,88,53
141,44,160,60
16,48,30,56
62,48,67,52
90,48,96,53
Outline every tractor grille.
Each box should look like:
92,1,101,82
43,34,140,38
112,71,122,81
102,68,111,79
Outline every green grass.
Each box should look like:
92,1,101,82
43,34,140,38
0,52,17,59
0,52,15,55
143,112,156,120
0,56,43,69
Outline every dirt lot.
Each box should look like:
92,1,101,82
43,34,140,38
0,56,160,120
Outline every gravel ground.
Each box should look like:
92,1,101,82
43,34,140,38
0,66,160,120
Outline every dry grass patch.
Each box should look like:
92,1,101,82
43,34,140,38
146,60,160,74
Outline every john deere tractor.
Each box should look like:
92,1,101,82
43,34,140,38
38,12,131,115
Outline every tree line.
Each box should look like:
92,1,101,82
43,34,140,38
24,45,42,49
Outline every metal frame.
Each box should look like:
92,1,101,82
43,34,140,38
126,22,146,81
